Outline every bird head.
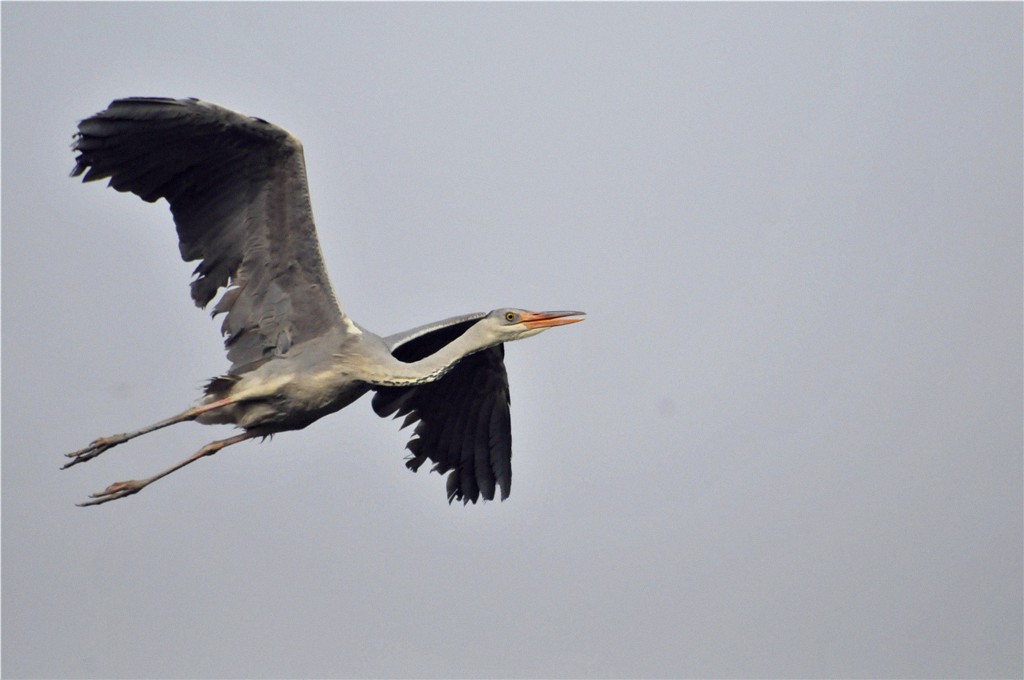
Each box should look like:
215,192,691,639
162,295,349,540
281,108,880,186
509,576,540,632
485,308,586,342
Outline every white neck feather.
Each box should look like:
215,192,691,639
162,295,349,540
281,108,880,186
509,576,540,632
367,321,499,387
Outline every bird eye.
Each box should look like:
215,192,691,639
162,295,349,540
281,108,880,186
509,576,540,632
505,312,516,322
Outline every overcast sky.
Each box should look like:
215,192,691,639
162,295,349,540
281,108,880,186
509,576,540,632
2,3,1021,678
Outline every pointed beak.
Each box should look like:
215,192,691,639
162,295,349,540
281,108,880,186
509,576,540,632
520,310,586,329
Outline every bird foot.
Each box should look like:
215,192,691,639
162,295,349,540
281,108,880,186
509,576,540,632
62,434,129,469
77,479,146,507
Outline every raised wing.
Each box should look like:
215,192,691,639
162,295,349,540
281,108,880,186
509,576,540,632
71,97,348,370
371,315,513,504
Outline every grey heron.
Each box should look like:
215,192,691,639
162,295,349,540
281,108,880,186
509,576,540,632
63,97,584,507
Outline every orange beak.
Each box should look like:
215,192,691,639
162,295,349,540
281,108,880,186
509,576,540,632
520,310,586,329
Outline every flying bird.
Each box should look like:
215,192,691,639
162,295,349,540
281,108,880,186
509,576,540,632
64,97,584,506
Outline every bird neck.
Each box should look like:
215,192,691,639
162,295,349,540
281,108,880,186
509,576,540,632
369,322,496,387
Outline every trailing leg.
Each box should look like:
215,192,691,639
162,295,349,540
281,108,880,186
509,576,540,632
61,397,235,469
77,430,262,506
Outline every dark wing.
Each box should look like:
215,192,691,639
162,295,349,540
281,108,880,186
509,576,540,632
71,97,349,370
371,318,512,504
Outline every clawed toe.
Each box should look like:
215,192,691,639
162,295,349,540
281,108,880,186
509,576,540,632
62,435,127,469
77,479,146,507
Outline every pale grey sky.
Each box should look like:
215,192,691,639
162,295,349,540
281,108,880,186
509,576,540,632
2,3,1021,678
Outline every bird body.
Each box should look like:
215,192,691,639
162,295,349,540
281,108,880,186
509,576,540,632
194,325,368,430
64,97,583,505
193,310,517,429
